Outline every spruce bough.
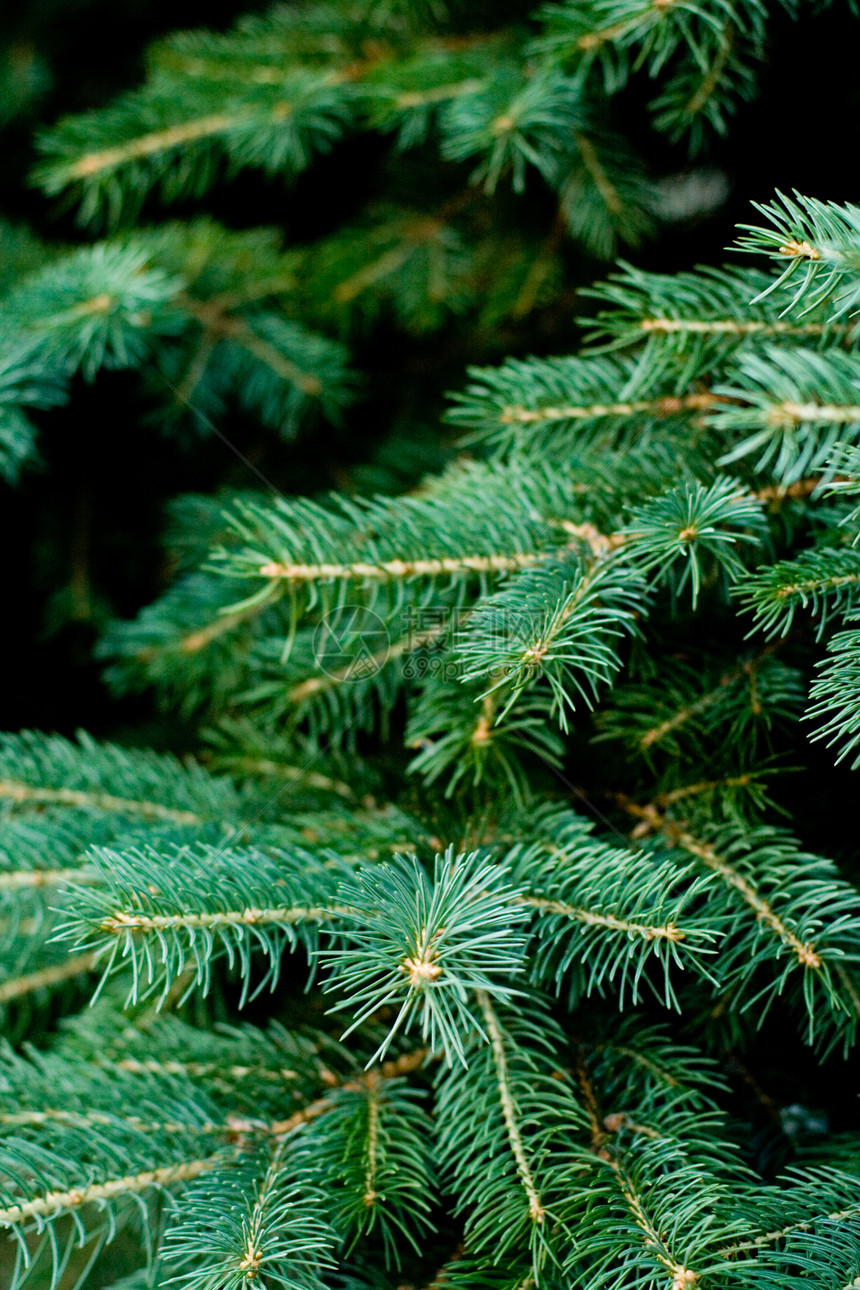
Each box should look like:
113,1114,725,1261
4,2,860,1288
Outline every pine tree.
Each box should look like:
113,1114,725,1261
4,1,860,1287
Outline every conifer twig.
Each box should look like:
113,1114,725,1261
0,1158,218,1226
477,991,545,1225
257,552,546,581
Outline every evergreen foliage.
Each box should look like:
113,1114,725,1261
4,1,860,1287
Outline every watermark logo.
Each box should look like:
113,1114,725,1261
313,605,391,680
311,603,537,684
401,606,462,681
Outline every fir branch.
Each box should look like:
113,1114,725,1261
214,462,578,605
736,191,860,318
557,130,655,256
0,867,94,891
406,683,565,803
596,648,803,771
99,571,284,720
614,773,764,838
505,831,720,1008
597,1157,702,1290
478,992,546,1226
285,622,445,708
0,1157,219,1227
661,824,860,1043
95,904,338,935
63,113,256,179
0,730,248,823
160,1143,336,1290
257,551,546,582
35,69,352,223
737,546,860,639
636,650,782,750
433,1001,586,1275
515,894,687,941
0,339,66,482
498,391,717,423
447,351,714,454
604,800,860,1042
669,828,823,970
538,0,720,63
579,1020,729,1111
714,1169,860,1285
0,240,183,380
439,67,584,195
62,843,352,1005
324,849,529,1066
11,14,860,1284
456,554,646,729
712,346,860,484
566,1043,747,1288
622,477,765,607
582,262,854,363
807,621,860,768
300,1075,435,1264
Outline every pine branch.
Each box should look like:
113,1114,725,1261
300,1076,435,1264
323,849,529,1066
807,620,860,768
582,262,854,365
736,191,860,319
622,477,765,607
713,346,860,484
736,545,860,638
62,843,352,1005
433,999,586,1276
504,830,721,1008
160,1143,336,1290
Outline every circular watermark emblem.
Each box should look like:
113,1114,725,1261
313,605,391,681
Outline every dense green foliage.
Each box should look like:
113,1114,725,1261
4,1,860,1288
